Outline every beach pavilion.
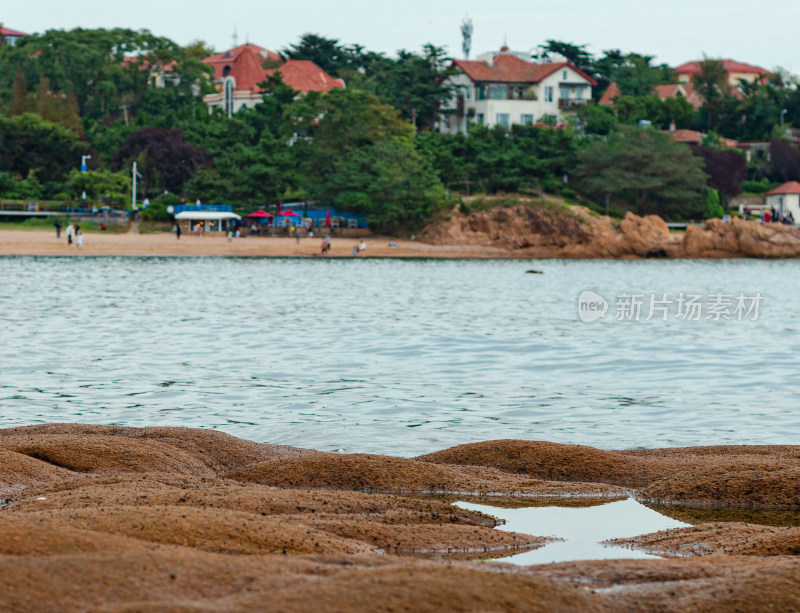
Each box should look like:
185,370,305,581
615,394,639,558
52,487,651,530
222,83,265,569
175,210,241,233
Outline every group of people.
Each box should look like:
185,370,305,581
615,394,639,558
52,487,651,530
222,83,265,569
766,208,796,225
55,220,83,249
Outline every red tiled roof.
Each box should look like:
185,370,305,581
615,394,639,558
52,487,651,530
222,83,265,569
228,45,270,93
203,43,282,81
122,56,178,73
0,26,28,37
675,59,769,76
668,129,738,147
766,181,800,195
671,129,704,144
453,55,597,86
264,60,345,93
204,45,343,95
598,82,620,106
655,83,703,109
601,81,704,109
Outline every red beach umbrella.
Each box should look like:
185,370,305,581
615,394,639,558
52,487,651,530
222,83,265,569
247,210,273,218
279,210,301,217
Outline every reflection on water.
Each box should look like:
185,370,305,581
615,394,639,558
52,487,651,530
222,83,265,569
455,498,690,564
2,256,799,456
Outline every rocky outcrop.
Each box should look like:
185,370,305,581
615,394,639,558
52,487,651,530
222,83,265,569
421,202,800,259
683,217,800,258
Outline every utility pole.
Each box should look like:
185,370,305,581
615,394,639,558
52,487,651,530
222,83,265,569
132,162,141,210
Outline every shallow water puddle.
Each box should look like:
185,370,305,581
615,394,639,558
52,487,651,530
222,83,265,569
455,497,690,565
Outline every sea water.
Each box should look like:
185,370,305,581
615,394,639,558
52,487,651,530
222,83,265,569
2,256,799,456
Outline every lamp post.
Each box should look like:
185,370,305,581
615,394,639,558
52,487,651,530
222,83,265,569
80,154,91,173
781,109,788,128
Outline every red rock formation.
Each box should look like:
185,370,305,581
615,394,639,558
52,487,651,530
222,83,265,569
421,202,800,259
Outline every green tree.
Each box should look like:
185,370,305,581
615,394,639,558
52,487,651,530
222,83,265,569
7,170,44,199
350,45,454,130
693,59,733,130
65,168,131,205
0,113,86,183
702,188,724,219
576,125,708,217
321,137,446,230
185,39,214,59
1,28,209,122
283,34,351,76
542,41,593,72
9,66,28,116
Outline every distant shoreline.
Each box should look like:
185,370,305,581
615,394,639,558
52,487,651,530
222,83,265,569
0,229,513,259
1,228,797,260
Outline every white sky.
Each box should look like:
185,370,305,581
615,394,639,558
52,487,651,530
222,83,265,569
4,0,799,73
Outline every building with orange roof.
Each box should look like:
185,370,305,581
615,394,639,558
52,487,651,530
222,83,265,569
202,44,344,116
765,181,800,221
439,49,596,134
599,82,703,109
675,59,770,87
1,25,28,47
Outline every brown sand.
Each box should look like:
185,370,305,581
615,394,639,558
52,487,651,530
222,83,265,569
2,424,800,612
0,229,509,258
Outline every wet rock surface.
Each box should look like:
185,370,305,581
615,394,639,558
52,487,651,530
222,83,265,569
1,424,799,612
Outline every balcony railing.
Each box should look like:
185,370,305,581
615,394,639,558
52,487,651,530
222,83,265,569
559,99,589,109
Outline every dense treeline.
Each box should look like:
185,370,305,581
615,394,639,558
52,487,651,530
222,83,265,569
1,29,800,225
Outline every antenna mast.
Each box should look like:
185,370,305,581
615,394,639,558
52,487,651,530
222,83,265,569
461,16,473,59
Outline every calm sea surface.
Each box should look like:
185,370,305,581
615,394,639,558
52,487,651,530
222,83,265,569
1,256,799,456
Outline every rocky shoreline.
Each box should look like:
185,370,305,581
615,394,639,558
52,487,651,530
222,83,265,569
1,424,799,611
420,202,800,259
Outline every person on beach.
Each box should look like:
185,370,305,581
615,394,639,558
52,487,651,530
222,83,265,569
359,240,366,253
227,230,233,242
65,223,75,246
76,231,84,250
74,223,81,236
54,220,62,238
352,245,358,255
321,238,328,255
176,224,182,239
325,236,331,252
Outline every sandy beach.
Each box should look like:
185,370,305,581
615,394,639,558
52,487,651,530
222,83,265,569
2,425,799,612
0,229,511,258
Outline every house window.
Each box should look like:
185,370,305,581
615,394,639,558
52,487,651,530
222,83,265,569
476,113,484,125
576,87,584,100
223,78,235,117
476,87,487,100
563,70,567,80
517,87,525,99
465,86,471,100
560,87,570,100
521,114,534,125
496,113,510,128
488,86,507,100
545,86,554,102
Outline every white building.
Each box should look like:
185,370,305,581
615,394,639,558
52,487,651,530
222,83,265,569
439,51,596,134
765,181,800,221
